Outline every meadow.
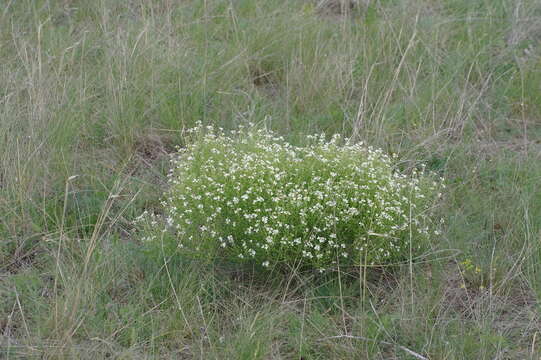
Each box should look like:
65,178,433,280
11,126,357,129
1,0,540,358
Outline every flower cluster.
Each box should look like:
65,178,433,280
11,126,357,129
154,124,442,271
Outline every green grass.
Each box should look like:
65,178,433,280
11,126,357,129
1,0,540,358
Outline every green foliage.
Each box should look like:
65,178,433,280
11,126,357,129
146,125,443,271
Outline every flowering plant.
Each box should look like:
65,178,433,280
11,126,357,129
144,124,442,272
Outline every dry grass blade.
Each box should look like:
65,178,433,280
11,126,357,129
318,334,429,360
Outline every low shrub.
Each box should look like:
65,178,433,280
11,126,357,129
142,124,443,272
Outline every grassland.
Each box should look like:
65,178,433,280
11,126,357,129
1,0,540,358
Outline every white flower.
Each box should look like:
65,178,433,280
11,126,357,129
158,124,442,269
